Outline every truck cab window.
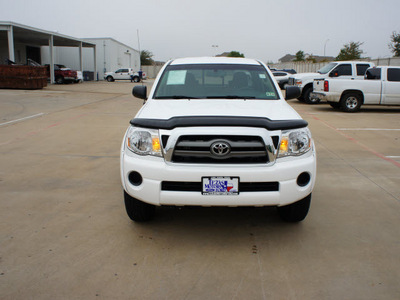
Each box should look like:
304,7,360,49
356,64,371,76
387,68,400,82
365,68,381,80
331,64,352,76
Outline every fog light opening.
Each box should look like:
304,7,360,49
297,172,311,187
129,171,143,186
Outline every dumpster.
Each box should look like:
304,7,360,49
83,71,94,81
0,65,48,89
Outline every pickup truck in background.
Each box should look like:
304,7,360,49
312,66,400,112
46,64,79,84
288,61,374,104
104,68,141,82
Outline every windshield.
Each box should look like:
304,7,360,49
153,64,279,100
318,62,337,74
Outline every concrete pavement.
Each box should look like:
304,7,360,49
0,81,399,299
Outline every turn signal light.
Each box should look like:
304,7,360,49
152,138,161,152
279,138,288,153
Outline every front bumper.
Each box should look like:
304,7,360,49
121,144,316,207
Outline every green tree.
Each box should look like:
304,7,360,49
140,50,154,66
306,55,317,63
388,31,400,57
227,51,245,58
335,41,364,61
294,50,305,62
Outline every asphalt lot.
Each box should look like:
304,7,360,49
0,80,399,299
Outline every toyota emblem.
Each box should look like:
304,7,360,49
210,141,231,157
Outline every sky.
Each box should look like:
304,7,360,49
1,0,399,63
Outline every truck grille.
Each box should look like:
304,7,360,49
288,77,295,85
171,135,269,164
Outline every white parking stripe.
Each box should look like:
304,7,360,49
337,128,400,131
0,113,44,127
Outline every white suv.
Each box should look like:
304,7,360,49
120,57,316,222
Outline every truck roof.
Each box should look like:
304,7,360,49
170,57,262,66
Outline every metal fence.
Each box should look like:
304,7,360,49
269,57,400,73
140,57,400,78
142,65,164,79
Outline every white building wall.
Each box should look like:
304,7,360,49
41,38,140,80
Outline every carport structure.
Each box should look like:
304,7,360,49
0,21,96,83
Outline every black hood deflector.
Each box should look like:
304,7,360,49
130,116,308,131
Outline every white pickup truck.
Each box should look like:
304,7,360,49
312,66,400,112
288,61,374,104
120,57,316,223
104,68,141,82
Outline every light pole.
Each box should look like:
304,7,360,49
324,39,330,57
212,45,218,57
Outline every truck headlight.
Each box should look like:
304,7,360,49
295,80,302,86
278,128,312,157
126,127,162,157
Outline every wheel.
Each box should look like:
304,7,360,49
303,86,320,104
55,76,64,84
124,191,155,222
340,93,362,112
297,96,305,102
277,194,311,222
132,76,140,83
328,102,340,109
107,76,114,82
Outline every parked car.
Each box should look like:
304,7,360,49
104,68,140,82
288,61,374,104
46,64,79,84
121,57,316,223
312,66,400,112
273,71,291,89
280,69,297,74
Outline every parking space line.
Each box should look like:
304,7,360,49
0,112,92,146
309,115,400,168
0,113,44,127
337,128,400,131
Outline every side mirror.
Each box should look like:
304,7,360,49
285,86,301,100
132,85,147,100
329,71,339,77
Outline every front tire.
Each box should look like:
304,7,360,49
124,191,155,222
106,76,114,82
55,76,64,84
277,194,311,222
340,93,362,112
303,86,320,104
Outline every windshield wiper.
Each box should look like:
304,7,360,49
155,96,199,99
206,96,256,99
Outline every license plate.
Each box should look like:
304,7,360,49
202,177,239,195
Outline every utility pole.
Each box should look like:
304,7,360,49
137,29,141,55
324,39,330,56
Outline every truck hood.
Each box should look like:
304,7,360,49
291,72,321,80
135,99,302,121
